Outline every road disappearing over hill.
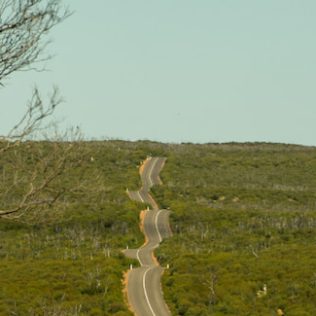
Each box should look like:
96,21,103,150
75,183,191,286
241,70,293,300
125,157,172,316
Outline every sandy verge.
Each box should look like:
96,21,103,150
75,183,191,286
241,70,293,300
139,157,151,175
122,270,135,315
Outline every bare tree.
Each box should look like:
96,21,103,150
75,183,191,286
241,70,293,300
0,0,70,85
0,0,70,144
0,0,81,220
0,129,86,219
205,271,218,308
0,86,62,152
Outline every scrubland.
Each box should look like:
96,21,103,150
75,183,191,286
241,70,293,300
154,143,316,316
1,141,316,315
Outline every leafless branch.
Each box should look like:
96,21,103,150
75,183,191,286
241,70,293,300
0,0,71,86
0,86,62,154
0,129,87,219
0,1,80,221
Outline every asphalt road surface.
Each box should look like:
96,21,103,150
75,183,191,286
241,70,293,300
125,157,172,316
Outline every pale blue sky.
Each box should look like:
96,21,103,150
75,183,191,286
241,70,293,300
1,1,316,145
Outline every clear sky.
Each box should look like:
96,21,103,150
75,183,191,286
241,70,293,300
1,1,316,145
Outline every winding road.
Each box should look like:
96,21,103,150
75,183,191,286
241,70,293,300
124,157,172,316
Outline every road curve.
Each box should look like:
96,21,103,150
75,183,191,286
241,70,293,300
124,157,172,316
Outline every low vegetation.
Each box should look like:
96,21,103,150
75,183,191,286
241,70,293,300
1,140,316,315
0,140,154,315
154,143,316,315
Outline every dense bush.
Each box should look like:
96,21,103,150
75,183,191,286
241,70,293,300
2,141,316,315
154,142,316,315
0,140,154,315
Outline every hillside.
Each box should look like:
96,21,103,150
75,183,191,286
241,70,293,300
0,140,152,315
154,142,316,316
1,141,316,315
